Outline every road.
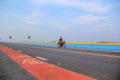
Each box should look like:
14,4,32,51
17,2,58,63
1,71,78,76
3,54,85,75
0,42,120,80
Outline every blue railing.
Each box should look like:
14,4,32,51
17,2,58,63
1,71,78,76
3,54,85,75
14,42,120,51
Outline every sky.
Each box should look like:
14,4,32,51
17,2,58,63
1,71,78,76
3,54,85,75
0,0,120,42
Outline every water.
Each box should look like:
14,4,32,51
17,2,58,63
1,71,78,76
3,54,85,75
15,42,120,51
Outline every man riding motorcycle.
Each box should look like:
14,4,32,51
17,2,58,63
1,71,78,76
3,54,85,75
57,37,65,48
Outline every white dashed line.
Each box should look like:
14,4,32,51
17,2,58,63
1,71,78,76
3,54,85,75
36,56,47,61
17,50,22,52
57,63,61,65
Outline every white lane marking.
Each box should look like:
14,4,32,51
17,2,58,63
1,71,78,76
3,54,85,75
17,50,22,52
36,56,47,61
57,63,61,65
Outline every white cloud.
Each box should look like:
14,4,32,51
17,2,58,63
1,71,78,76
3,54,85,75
86,22,120,41
89,22,113,33
11,10,69,31
11,9,45,25
30,0,111,12
47,19,69,30
12,14,33,25
73,15,108,24
88,22,120,36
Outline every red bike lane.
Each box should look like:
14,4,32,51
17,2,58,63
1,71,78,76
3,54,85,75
0,45,96,80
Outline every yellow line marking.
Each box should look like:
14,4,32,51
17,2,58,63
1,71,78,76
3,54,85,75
16,44,120,59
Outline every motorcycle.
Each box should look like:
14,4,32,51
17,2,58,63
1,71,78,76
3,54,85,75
57,41,65,48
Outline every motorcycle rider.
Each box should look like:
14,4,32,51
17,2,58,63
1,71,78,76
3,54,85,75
57,37,65,48
59,37,63,42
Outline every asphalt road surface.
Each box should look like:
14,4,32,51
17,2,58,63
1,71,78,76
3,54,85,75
0,42,120,80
